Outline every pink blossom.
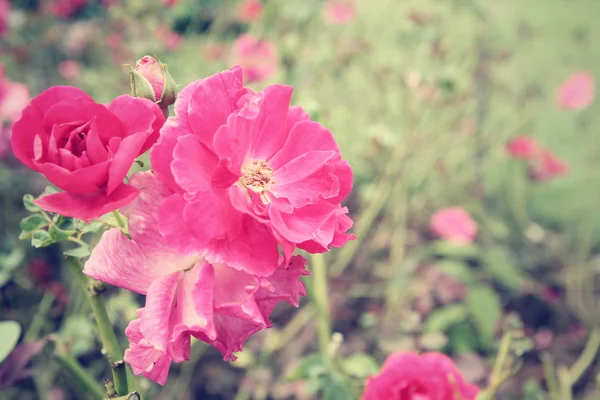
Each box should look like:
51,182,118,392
362,352,480,400
135,56,164,101
84,171,309,385
46,0,87,19
161,0,178,7
231,35,279,83
0,0,10,37
150,66,354,271
528,149,568,182
155,24,182,51
323,1,356,25
506,135,540,160
236,0,263,22
430,207,477,244
58,60,82,81
0,71,30,124
556,71,594,110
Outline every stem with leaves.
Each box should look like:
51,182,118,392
65,257,129,396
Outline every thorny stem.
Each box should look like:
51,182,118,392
65,257,129,396
310,253,332,358
54,341,105,400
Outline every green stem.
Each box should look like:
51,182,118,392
568,328,600,385
310,253,331,358
66,257,129,395
484,331,513,398
24,291,54,342
112,211,126,229
55,345,105,400
558,367,573,400
541,353,559,400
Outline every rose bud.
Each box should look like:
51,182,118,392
10,86,165,221
130,56,177,117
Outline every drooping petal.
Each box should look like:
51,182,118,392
35,183,139,221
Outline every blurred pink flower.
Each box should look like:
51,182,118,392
46,0,87,19
362,352,480,400
236,0,263,22
430,207,477,244
155,24,182,51
231,34,279,82
528,149,569,182
84,171,309,385
0,0,10,37
506,135,540,160
556,71,594,110
323,1,356,25
161,0,178,7
58,60,82,80
204,43,227,61
0,71,30,123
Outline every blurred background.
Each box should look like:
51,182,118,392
2,0,600,399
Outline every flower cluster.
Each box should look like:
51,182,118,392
11,63,354,385
506,136,568,183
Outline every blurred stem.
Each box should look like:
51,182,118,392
65,257,130,396
558,367,573,400
54,342,105,400
541,353,559,400
24,291,54,342
485,331,513,398
112,211,126,229
310,253,331,358
568,328,600,385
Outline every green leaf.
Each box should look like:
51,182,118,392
437,260,475,284
341,353,379,378
482,248,525,290
39,185,59,197
286,353,327,381
31,230,53,248
0,249,25,288
466,285,502,342
323,374,353,400
49,225,75,243
432,240,480,259
23,194,40,212
63,245,91,259
19,215,49,234
448,322,478,353
77,220,104,234
60,316,94,357
423,303,468,332
0,321,21,363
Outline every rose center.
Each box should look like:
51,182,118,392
240,159,275,193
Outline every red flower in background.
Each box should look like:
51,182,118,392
430,207,477,244
528,149,568,182
506,135,540,160
323,1,356,25
556,71,594,110
362,352,480,400
236,0,263,22
10,87,164,220
58,60,82,81
46,0,88,20
231,35,279,83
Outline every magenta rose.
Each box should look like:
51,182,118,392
11,86,165,220
362,352,480,400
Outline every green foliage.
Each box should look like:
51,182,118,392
0,249,25,288
424,303,468,333
0,321,21,364
466,285,503,347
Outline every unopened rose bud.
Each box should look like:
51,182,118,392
129,55,177,116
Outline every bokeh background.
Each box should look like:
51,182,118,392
2,0,600,399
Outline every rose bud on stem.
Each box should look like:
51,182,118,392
129,56,177,118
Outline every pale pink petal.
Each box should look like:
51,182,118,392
556,71,594,110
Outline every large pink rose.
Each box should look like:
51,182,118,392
151,66,354,273
10,86,164,220
362,352,480,400
84,171,308,384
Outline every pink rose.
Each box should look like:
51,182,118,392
556,71,594,110
231,35,279,83
362,352,480,400
236,0,263,22
323,1,356,25
10,86,165,220
430,207,477,244
84,171,309,384
151,66,354,274
135,56,164,101
506,135,540,160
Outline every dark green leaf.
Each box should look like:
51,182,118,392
448,322,478,353
49,225,75,243
31,230,53,248
0,321,21,363
23,194,40,212
424,303,468,332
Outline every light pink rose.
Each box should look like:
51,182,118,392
84,171,309,384
556,71,594,110
506,135,540,160
430,207,477,244
323,1,356,25
231,35,279,83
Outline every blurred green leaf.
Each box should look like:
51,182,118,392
60,316,94,357
31,230,53,248
482,248,525,290
19,215,48,235
341,353,379,378
286,353,327,381
323,374,354,400
437,260,475,283
0,249,25,288
22,194,40,212
63,245,91,259
448,322,478,353
432,240,480,259
466,285,502,342
424,303,468,332
0,321,21,363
